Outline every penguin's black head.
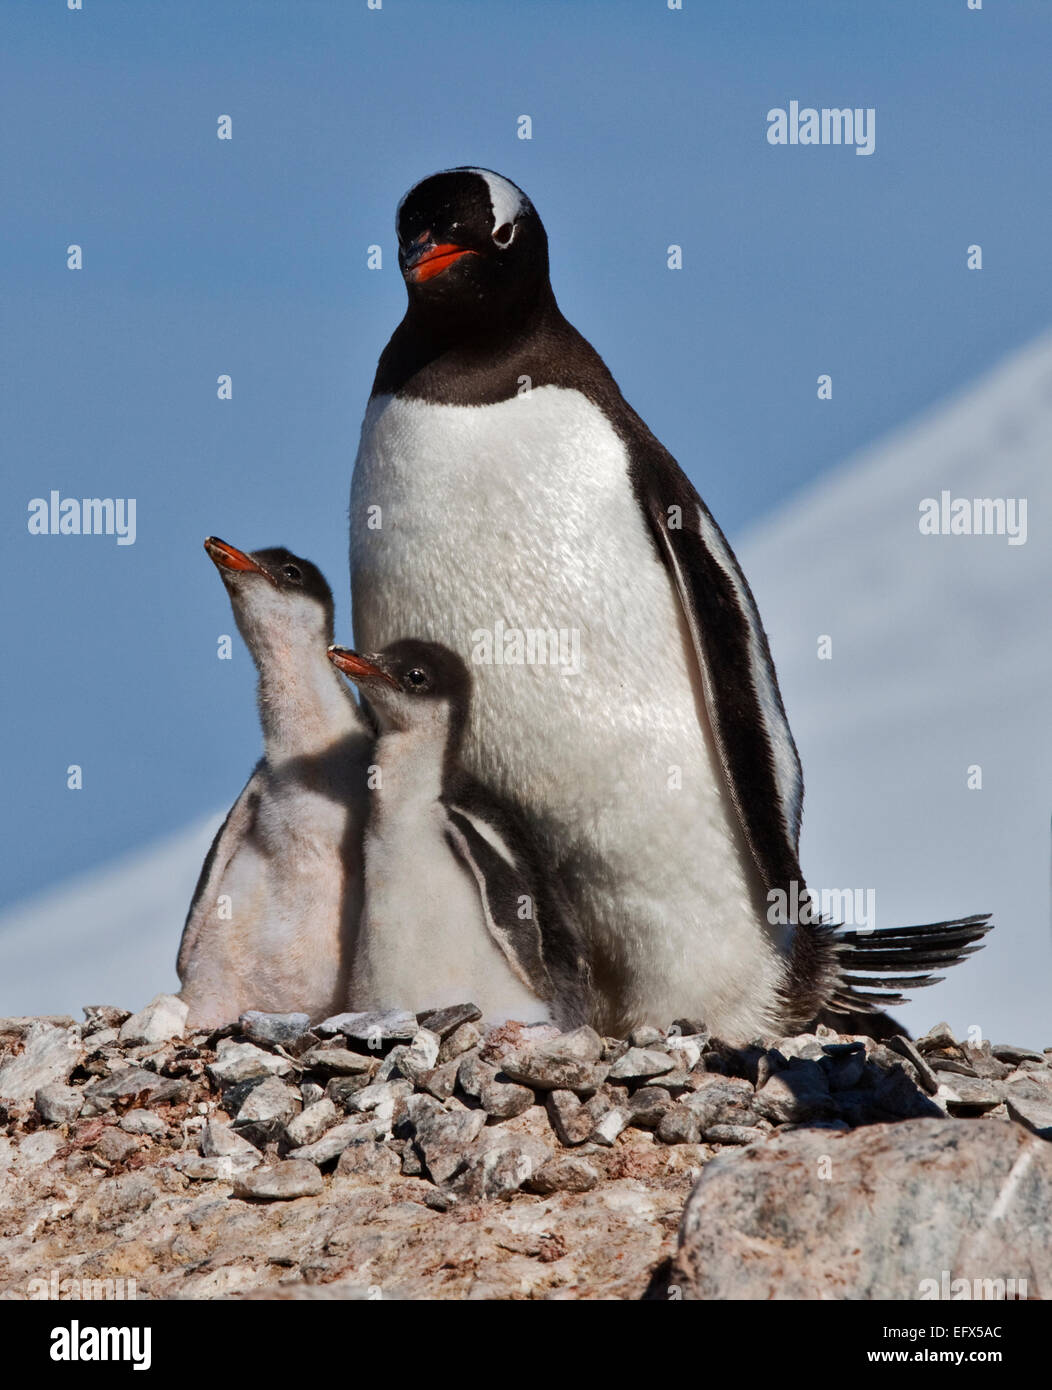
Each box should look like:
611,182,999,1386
328,638,472,744
250,547,334,609
396,168,549,325
204,537,335,648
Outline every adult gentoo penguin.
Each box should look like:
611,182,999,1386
349,167,991,1042
177,539,372,1029
327,638,593,1029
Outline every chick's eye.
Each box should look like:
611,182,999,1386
493,222,515,247
406,669,428,688
282,564,302,582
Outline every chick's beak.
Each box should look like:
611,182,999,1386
204,537,268,576
327,646,400,688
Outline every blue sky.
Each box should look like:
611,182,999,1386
2,0,1049,909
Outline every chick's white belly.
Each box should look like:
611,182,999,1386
350,387,784,1039
356,807,548,1023
179,779,360,1029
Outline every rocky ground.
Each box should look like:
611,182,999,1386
1,998,1049,1300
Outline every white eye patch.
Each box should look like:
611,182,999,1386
464,167,527,238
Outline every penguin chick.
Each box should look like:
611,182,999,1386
177,538,371,1029
327,638,593,1030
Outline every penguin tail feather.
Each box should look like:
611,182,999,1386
822,912,994,1015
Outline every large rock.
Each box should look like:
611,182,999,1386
284,1099,339,1150
200,1120,263,1173
0,1024,81,1101
82,1066,184,1109
299,1046,376,1077
233,1161,324,1202
287,1118,385,1166
406,1096,486,1184
451,1129,554,1200
607,1048,676,1083
1005,1091,1052,1139
118,994,189,1046
239,1012,313,1049
232,1076,302,1146
207,1040,292,1085
672,1118,1052,1299
400,1029,441,1081
416,1004,482,1038
35,1082,84,1125
501,1027,605,1093
316,1010,417,1044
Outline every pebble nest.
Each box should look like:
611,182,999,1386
3,998,1050,1210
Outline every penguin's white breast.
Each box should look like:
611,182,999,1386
349,386,771,1013
349,387,740,858
350,386,691,684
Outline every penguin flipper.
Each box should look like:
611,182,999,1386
443,805,553,1003
177,762,265,979
631,453,805,893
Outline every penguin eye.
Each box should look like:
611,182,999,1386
493,222,516,247
282,564,302,583
405,669,429,691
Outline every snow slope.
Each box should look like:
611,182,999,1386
739,333,1051,1046
0,815,220,1018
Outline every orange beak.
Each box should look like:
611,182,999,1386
327,646,400,688
406,241,478,283
204,537,267,575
